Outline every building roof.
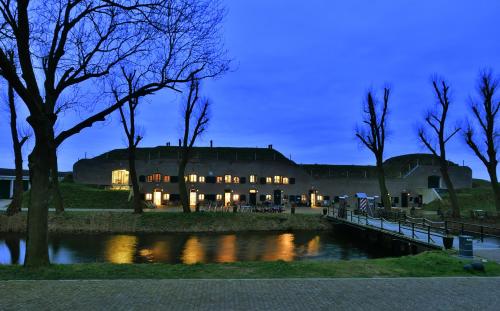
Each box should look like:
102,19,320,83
0,168,70,178
299,153,460,179
88,146,294,163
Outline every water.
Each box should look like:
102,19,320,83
0,231,387,265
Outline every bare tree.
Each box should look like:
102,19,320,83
356,88,392,211
465,71,500,212
3,50,30,216
116,69,144,214
179,77,210,213
0,0,228,267
418,79,461,218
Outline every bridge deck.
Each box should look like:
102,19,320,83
327,212,500,251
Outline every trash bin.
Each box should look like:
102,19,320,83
458,235,473,258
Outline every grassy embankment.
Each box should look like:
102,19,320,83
0,211,331,233
22,182,131,210
0,251,498,280
425,179,499,218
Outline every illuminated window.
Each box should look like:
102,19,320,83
198,194,205,201
163,193,170,201
224,175,232,183
184,176,188,182
145,193,153,200
265,194,272,201
274,176,281,184
163,175,170,183
266,177,272,184
199,176,205,183
216,194,223,201
188,174,197,182
318,195,323,201
153,173,161,183
283,177,289,185
233,176,240,184
111,170,129,189
232,194,239,201
147,175,153,183
216,176,223,183
250,175,256,183
301,194,307,202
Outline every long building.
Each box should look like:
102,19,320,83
73,145,472,209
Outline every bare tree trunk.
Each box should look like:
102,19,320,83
24,121,52,267
178,158,190,213
6,150,24,215
376,160,391,211
439,162,460,218
128,145,143,214
51,150,64,214
488,168,500,213
6,83,24,216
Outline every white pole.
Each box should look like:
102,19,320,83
9,179,14,198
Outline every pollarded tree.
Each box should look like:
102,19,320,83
355,88,392,211
116,69,145,214
465,71,500,212
178,77,210,213
3,50,30,216
417,78,461,218
0,0,228,267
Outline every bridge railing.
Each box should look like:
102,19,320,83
329,207,445,245
327,205,500,245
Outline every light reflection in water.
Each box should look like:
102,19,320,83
216,235,237,263
0,231,387,265
181,236,206,264
261,233,295,261
307,236,321,256
105,235,138,264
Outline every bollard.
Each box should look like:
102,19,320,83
480,226,484,242
398,221,401,234
380,218,383,229
412,223,415,239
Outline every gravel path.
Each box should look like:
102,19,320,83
1,277,499,311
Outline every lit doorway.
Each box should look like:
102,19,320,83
310,190,317,207
153,189,162,207
224,191,232,207
189,189,197,211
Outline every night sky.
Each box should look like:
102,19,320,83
1,0,500,180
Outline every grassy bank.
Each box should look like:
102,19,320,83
22,182,131,210
425,179,499,218
0,251,498,280
0,212,331,233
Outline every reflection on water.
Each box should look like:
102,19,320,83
0,231,386,265
216,235,236,263
182,237,206,264
105,235,138,264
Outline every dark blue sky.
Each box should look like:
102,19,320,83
1,0,500,179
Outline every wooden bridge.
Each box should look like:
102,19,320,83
326,207,500,251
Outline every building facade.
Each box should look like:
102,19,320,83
73,146,472,209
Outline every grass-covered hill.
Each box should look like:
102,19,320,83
425,179,498,217
23,182,131,210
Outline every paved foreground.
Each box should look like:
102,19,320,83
1,277,499,311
